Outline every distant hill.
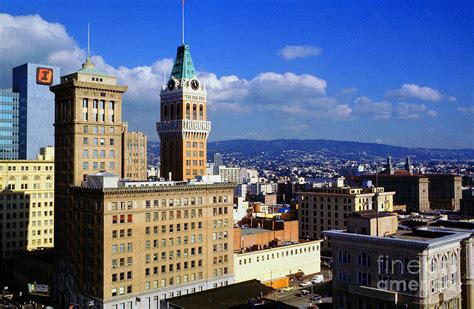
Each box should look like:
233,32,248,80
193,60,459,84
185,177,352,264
148,139,474,161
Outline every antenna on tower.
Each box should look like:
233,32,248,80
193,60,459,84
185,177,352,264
87,22,91,59
181,0,185,45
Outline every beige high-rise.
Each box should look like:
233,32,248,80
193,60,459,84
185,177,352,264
50,57,127,263
122,123,148,180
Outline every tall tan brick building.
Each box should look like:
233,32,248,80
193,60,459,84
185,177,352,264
50,57,127,263
50,43,235,308
156,45,210,181
122,123,147,180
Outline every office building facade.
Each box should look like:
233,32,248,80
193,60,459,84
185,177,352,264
426,174,462,211
324,213,469,309
355,174,430,212
122,123,148,180
12,63,60,159
0,91,20,159
0,147,54,258
298,186,394,252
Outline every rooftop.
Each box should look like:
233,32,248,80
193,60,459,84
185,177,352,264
166,279,277,309
323,227,470,249
240,227,271,236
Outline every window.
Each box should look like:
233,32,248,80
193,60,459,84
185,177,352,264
110,138,115,146
358,252,370,267
430,258,437,272
441,255,448,269
357,272,371,286
338,250,351,264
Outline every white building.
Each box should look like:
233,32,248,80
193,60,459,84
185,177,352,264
219,166,241,183
233,196,249,223
234,240,322,284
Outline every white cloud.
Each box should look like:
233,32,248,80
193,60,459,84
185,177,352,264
394,102,428,120
339,87,357,95
354,96,438,120
386,83,443,102
354,96,392,119
457,106,474,115
0,13,82,86
447,96,457,102
278,45,322,59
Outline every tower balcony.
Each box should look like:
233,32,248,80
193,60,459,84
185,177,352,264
156,119,211,135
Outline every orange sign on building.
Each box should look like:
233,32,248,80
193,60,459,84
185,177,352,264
36,67,53,85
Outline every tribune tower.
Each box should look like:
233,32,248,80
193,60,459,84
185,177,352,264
157,44,210,181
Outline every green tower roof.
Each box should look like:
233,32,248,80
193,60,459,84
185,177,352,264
170,44,196,80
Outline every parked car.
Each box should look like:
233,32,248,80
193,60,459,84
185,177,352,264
311,274,324,284
279,287,294,293
296,289,310,297
299,281,312,287
310,295,322,302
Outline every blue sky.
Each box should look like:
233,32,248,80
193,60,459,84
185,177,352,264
0,0,472,148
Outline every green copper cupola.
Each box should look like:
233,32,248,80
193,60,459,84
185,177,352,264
170,44,196,80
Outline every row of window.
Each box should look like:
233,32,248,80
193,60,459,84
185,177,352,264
82,161,115,170
145,246,204,264
83,137,115,146
185,141,204,148
82,98,115,110
108,195,228,212
238,245,319,265
0,165,52,172
161,103,204,121
83,149,115,159
146,210,203,222
145,222,203,234
1,237,53,249
84,125,116,134
145,259,204,276
145,234,204,249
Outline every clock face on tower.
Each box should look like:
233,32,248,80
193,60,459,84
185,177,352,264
167,79,176,90
191,79,200,90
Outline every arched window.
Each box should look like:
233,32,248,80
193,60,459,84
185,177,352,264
441,255,448,269
163,104,168,119
451,253,457,266
45,176,53,189
199,104,203,120
192,104,197,119
33,175,41,189
186,103,190,119
170,103,174,120
430,258,437,272
20,176,28,189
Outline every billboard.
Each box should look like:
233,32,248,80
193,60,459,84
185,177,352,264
36,67,54,85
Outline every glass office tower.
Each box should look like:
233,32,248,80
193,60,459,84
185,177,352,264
12,63,60,159
0,91,20,160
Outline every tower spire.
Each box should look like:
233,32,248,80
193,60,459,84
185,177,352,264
182,0,185,45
